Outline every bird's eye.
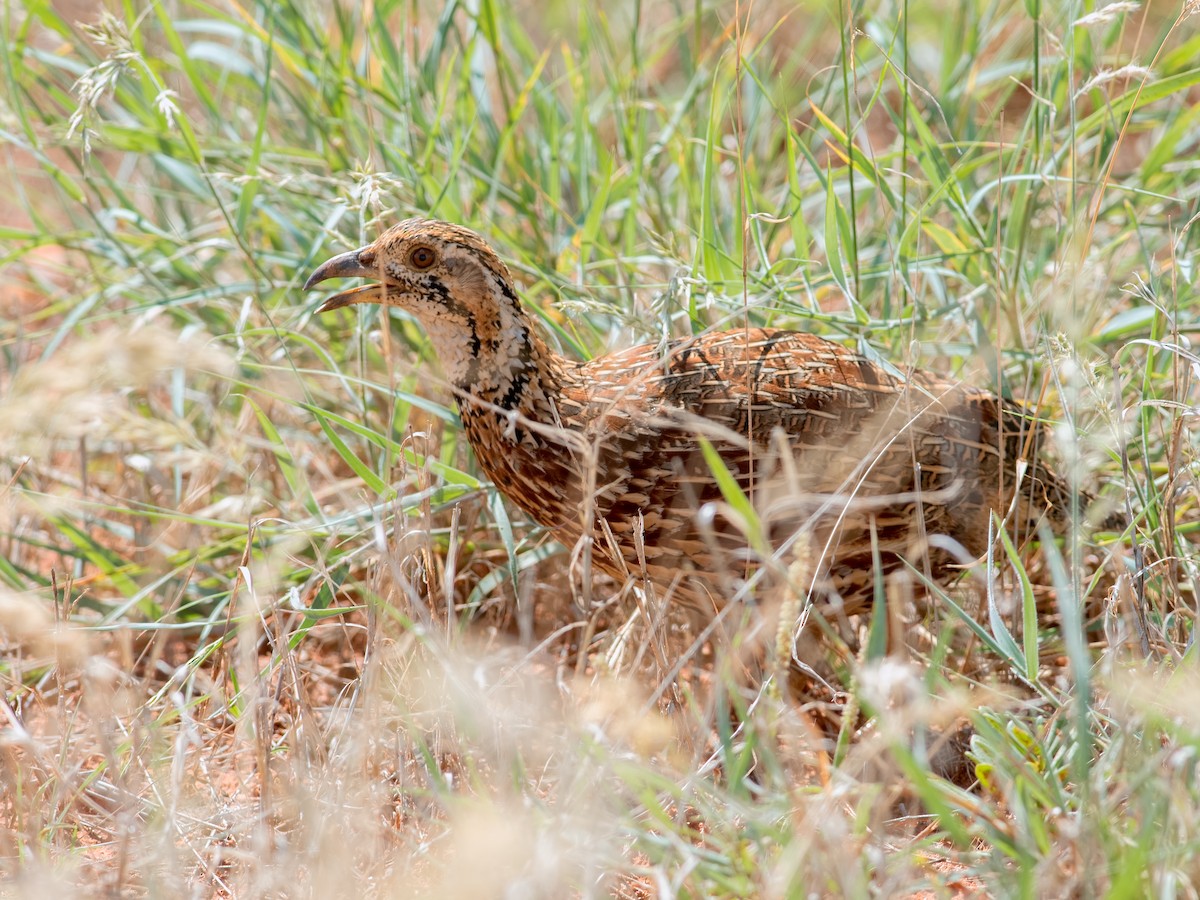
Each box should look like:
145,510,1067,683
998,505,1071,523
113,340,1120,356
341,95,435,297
409,247,436,270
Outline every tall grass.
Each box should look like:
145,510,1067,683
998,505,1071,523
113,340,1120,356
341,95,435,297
1,0,1198,894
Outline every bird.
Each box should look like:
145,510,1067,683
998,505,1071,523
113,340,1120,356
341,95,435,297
305,218,1118,617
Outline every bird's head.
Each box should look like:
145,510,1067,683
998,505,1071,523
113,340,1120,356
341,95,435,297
305,218,518,317
305,218,541,393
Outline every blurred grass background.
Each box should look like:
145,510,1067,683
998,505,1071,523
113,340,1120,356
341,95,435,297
1,0,1199,894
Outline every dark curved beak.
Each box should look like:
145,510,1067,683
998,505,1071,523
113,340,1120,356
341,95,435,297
305,247,382,312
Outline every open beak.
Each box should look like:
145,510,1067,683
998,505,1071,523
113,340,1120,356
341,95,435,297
304,247,385,313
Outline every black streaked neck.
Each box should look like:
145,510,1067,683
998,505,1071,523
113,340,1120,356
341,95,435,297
439,276,569,443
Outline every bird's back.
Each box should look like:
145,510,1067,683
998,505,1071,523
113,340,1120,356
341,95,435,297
490,328,1082,612
304,221,1109,613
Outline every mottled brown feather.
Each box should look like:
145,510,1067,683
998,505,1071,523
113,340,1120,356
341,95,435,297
306,219,1117,614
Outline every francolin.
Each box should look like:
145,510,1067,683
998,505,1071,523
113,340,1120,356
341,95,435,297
306,219,1116,615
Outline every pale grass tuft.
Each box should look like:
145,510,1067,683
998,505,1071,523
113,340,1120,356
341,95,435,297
65,13,139,153
1108,664,1200,728
1073,2,1142,28
1076,66,1155,97
0,325,233,452
855,658,928,734
349,169,404,219
577,676,676,757
0,587,89,667
430,803,544,899
290,640,635,895
66,11,183,152
0,587,52,643
153,89,180,129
